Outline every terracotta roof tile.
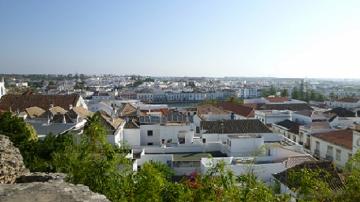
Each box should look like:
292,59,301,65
119,103,137,117
273,161,344,191
266,97,289,103
336,97,360,103
0,94,80,111
312,129,353,150
201,119,271,134
197,104,228,116
25,106,46,118
260,103,312,111
217,101,254,117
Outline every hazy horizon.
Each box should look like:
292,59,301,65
1,0,360,78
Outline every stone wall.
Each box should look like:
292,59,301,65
0,135,29,184
0,135,110,202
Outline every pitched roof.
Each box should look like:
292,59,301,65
217,101,254,117
99,111,124,130
273,161,344,191
0,94,80,111
69,107,93,119
312,129,353,150
284,156,317,168
326,107,355,117
119,103,137,117
49,106,67,115
336,97,360,103
197,104,228,116
25,106,46,118
260,103,312,111
294,110,312,117
275,120,300,134
29,122,76,136
124,119,140,129
200,119,271,134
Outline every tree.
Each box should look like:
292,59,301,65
281,89,289,97
134,162,170,202
0,111,37,145
287,168,334,202
262,85,277,97
227,96,244,104
338,150,360,201
292,87,300,99
53,112,132,202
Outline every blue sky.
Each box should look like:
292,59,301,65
1,0,360,78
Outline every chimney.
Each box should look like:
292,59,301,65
50,104,54,109
63,115,67,124
69,104,73,110
47,114,51,125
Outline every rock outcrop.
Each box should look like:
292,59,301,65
0,135,29,184
0,182,110,202
0,135,110,202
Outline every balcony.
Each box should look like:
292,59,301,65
325,155,333,161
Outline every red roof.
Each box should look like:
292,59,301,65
217,101,254,117
0,94,80,111
266,97,289,103
336,97,360,103
312,129,353,150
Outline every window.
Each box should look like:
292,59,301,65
147,130,153,136
147,142,153,145
178,137,185,144
348,153,352,160
326,145,334,160
315,141,320,151
336,149,341,161
196,126,200,133
227,139,231,147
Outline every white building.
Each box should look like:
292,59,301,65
201,143,312,182
326,98,360,110
272,120,302,144
255,110,292,125
310,129,353,168
140,123,194,146
122,120,141,146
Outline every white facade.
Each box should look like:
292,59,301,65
326,100,360,109
330,116,360,129
310,135,352,168
140,123,194,146
352,130,360,155
0,78,6,99
107,122,126,146
237,87,260,98
201,132,283,145
223,135,264,156
123,128,141,146
255,110,291,125
76,96,88,109
201,145,310,182
291,113,312,125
